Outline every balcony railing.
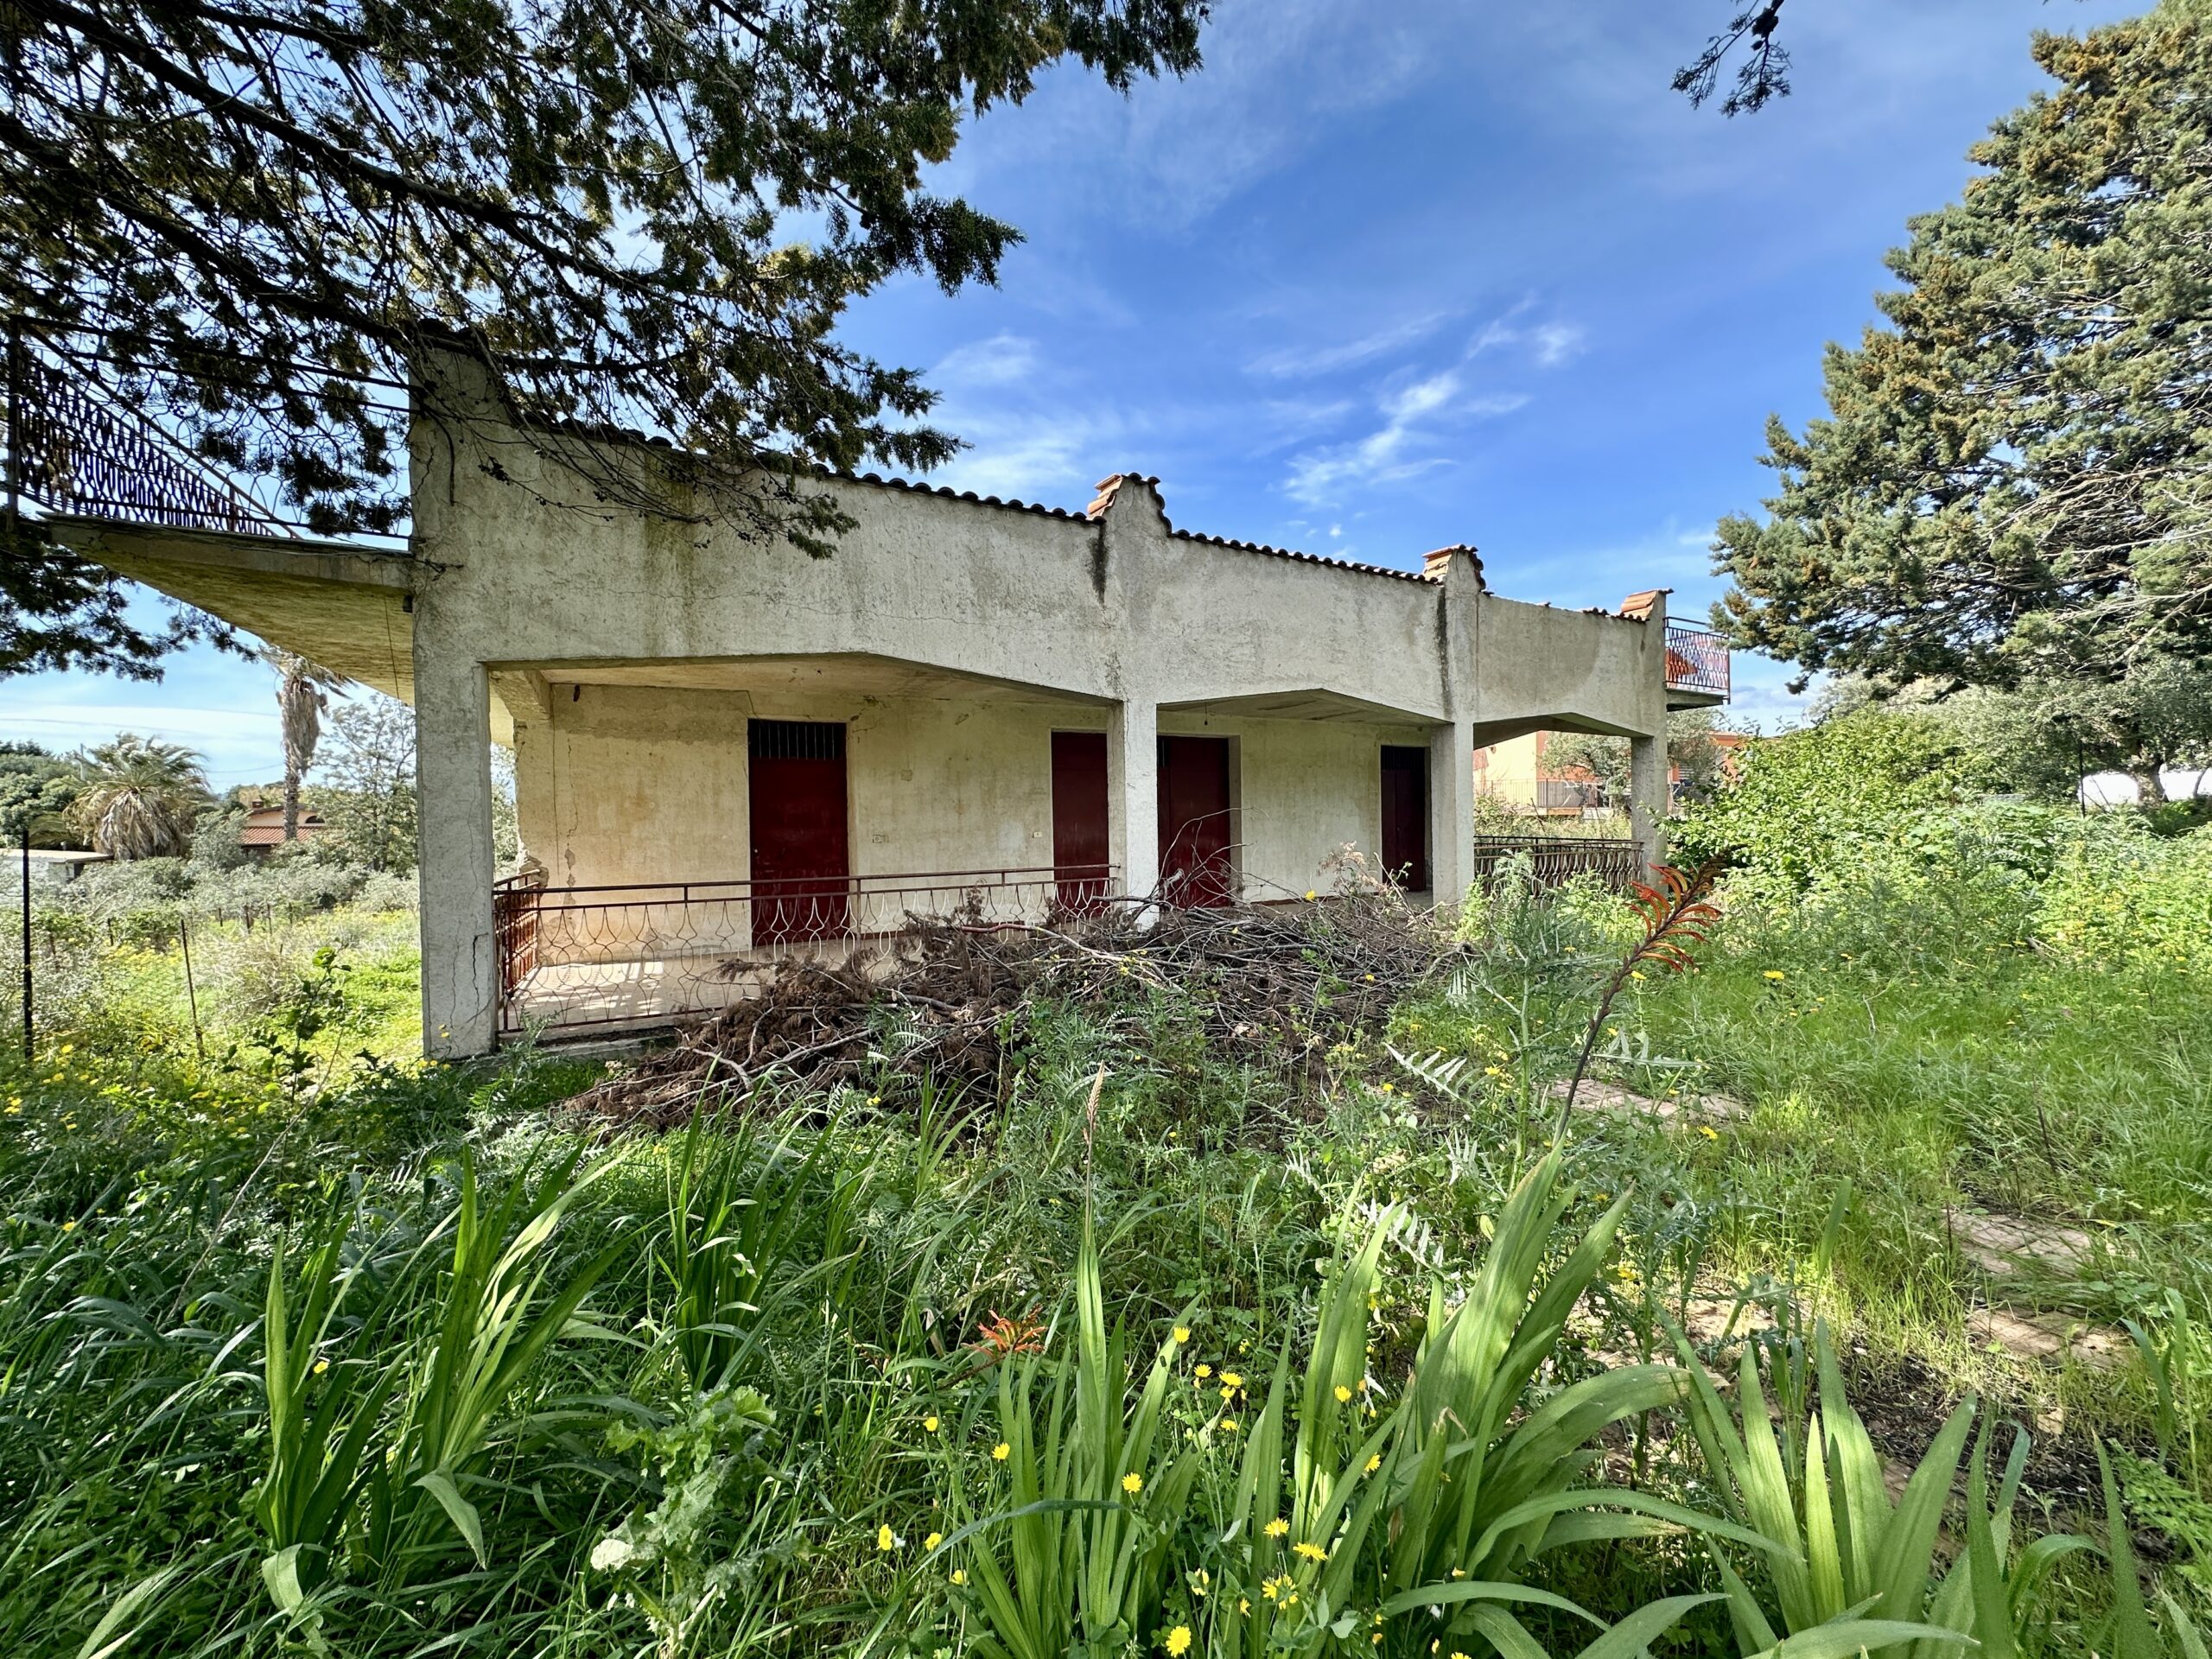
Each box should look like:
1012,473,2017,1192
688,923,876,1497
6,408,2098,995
1471,835,1643,892
1664,621,1731,699
494,864,1117,1036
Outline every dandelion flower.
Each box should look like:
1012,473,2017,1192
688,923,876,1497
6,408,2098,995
1195,1364,1212,1380
1220,1371,1243,1389
992,1441,1010,1461
1163,1627,1193,1656
1173,1325,1191,1344
1304,890,1317,901
1264,1517,1289,1539
1699,1124,1719,1141
1763,969,1786,981
1220,1418,1239,1433
1294,1541,1328,1562
1334,1384,1352,1403
876,1525,898,1551
1364,1453,1382,1474
1122,1471,1144,1494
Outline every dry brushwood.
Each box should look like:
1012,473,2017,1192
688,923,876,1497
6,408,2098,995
569,890,1451,1131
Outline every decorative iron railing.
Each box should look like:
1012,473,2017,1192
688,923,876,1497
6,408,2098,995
496,863,1118,1036
1663,621,1731,699
1471,835,1643,892
3,328,296,537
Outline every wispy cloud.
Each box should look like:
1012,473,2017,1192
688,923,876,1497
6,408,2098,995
1469,305,1586,368
1283,370,1527,507
1246,311,1457,379
931,333,1042,390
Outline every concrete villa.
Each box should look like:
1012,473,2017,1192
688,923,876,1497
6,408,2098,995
52,394,1727,1056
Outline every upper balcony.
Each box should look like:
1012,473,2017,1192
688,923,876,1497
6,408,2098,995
1663,620,1731,709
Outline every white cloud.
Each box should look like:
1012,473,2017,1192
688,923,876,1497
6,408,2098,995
1530,322,1587,367
932,333,1043,390
1284,369,1526,507
1468,306,1585,369
1247,311,1456,379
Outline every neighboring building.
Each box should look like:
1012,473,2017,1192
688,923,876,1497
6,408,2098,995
51,375,1727,1054
17,848,111,885
238,798,327,855
1475,728,1750,816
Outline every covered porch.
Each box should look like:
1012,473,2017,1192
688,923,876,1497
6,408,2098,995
486,653,1465,1040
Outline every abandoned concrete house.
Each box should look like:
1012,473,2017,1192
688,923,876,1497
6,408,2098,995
50,395,1728,1056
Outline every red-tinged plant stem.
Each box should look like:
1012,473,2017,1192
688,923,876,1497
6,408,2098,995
1554,859,1727,1140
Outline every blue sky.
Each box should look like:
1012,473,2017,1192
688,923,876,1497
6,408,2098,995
0,0,2146,789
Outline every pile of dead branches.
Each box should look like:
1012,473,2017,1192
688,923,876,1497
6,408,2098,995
570,890,1452,1131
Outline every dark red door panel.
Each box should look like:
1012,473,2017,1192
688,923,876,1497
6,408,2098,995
1157,735,1232,907
748,720,850,942
1380,745,1430,891
1051,731,1111,911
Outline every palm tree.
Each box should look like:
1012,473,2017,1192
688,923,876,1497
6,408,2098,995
68,735,211,858
260,646,345,842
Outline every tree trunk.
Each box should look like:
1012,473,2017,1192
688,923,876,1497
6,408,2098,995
283,769,300,840
2128,762,2167,806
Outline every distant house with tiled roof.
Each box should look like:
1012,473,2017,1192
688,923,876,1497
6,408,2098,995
238,798,327,855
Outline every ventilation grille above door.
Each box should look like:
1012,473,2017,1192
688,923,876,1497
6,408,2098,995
749,720,847,760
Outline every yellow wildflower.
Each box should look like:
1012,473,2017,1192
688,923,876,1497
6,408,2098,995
1173,1325,1191,1344
1364,1453,1382,1474
1763,969,1786,981
1220,1371,1243,1389
876,1525,897,1551
1221,1418,1240,1433
950,1568,968,1586
1163,1627,1193,1657
924,1415,940,1433
1699,1124,1719,1141
992,1441,1011,1461
925,1531,943,1550
1334,1384,1352,1403
1195,1363,1212,1379
1122,1471,1144,1494
1264,1517,1289,1538
1294,1541,1328,1562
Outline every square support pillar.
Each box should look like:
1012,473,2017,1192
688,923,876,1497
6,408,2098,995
413,642,499,1058
1427,718,1475,911
1629,732,1669,877
1108,695,1159,907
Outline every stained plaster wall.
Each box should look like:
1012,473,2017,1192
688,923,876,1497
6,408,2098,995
514,683,1432,903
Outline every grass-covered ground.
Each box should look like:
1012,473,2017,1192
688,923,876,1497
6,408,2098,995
3,715,2209,1656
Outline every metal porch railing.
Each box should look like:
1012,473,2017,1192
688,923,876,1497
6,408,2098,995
1471,836,1643,892
1663,620,1731,699
494,863,1117,1037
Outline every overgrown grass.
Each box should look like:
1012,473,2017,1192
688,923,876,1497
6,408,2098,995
3,777,2209,1654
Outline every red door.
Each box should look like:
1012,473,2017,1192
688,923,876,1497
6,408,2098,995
1380,746,1430,891
1157,736,1233,907
748,720,850,942
1052,731,1111,912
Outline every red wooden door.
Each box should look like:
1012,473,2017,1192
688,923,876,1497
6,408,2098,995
1380,745,1430,891
748,720,850,942
1051,731,1111,912
1156,735,1233,907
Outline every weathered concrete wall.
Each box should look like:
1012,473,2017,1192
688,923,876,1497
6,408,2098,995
514,682,1429,902
73,392,1683,1055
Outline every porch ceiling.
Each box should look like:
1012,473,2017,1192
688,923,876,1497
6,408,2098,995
49,517,418,702
526,652,1111,706
1160,688,1440,725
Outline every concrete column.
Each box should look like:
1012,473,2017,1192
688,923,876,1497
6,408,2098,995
1427,718,1475,909
1108,695,1159,906
1629,732,1669,877
414,635,499,1058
